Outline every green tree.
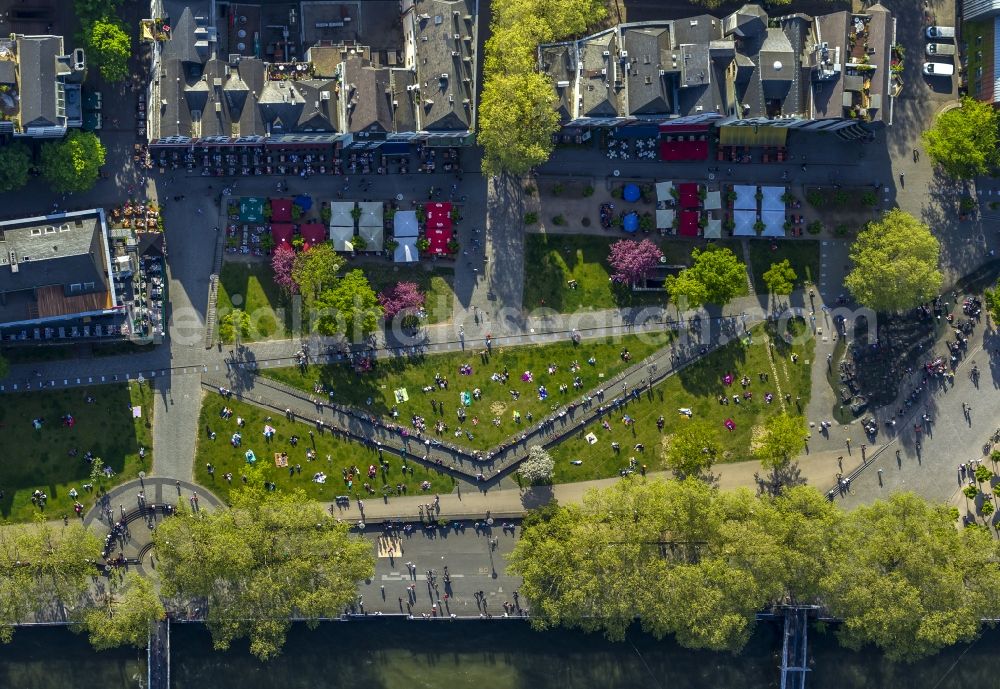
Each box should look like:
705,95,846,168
78,572,165,650
762,259,797,297
666,247,746,309
844,209,942,313
39,131,106,193
0,353,9,380
753,413,807,470
0,142,32,192
985,279,1000,325
0,520,103,643
219,309,251,344
479,71,559,177
153,477,375,660
291,244,344,307
74,0,123,27
89,19,130,82
821,493,1000,661
315,269,382,340
664,421,720,481
922,97,999,179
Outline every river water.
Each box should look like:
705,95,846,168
1,619,998,689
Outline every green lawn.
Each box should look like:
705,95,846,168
0,383,153,522
549,321,814,483
746,240,820,294
262,334,670,451
194,394,455,503
523,234,743,312
362,264,455,325
218,261,291,342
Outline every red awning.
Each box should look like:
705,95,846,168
679,211,699,237
427,227,453,255
271,223,294,245
271,198,293,222
658,141,709,161
300,223,327,246
678,183,699,209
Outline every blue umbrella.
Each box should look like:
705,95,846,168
623,184,641,202
294,195,313,211
623,212,639,233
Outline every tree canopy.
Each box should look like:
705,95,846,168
0,520,102,643
753,412,807,471
78,572,165,650
666,247,746,309
39,132,106,193
219,309,251,343
922,97,999,179
378,281,425,320
0,142,32,192
608,238,663,284
762,259,797,296
316,269,382,339
291,244,344,306
153,479,375,660
89,19,131,82
844,209,942,313
664,421,720,481
518,446,555,484
478,0,605,175
509,479,1000,661
985,279,1000,325
271,244,298,295
822,493,1000,661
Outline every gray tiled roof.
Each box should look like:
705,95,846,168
343,55,393,133
623,28,672,114
0,215,106,297
411,0,475,130
17,36,63,129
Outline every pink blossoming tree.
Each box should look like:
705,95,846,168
608,239,663,284
378,281,425,324
271,244,298,295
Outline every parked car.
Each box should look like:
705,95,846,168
923,62,955,76
925,26,955,39
926,43,956,56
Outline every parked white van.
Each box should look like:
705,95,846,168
925,26,956,39
926,43,956,56
923,62,955,76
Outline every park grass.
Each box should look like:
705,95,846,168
746,240,820,294
549,321,814,484
218,261,292,341
523,234,744,312
0,383,153,522
262,333,670,451
362,264,455,325
194,394,455,503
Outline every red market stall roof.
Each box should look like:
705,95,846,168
427,227,453,255
271,198,293,222
300,223,327,250
678,183,700,209
659,140,708,161
679,210,699,237
271,223,294,246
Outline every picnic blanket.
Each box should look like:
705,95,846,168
461,391,472,406
245,450,257,464
274,453,288,468
394,388,410,403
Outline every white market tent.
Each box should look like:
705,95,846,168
329,224,355,251
733,185,757,211
394,237,419,263
733,210,757,236
358,201,383,229
760,210,786,237
704,217,722,238
358,223,384,250
655,181,674,202
704,190,722,211
329,201,355,228
656,208,675,230
761,186,786,213
394,210,419,238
